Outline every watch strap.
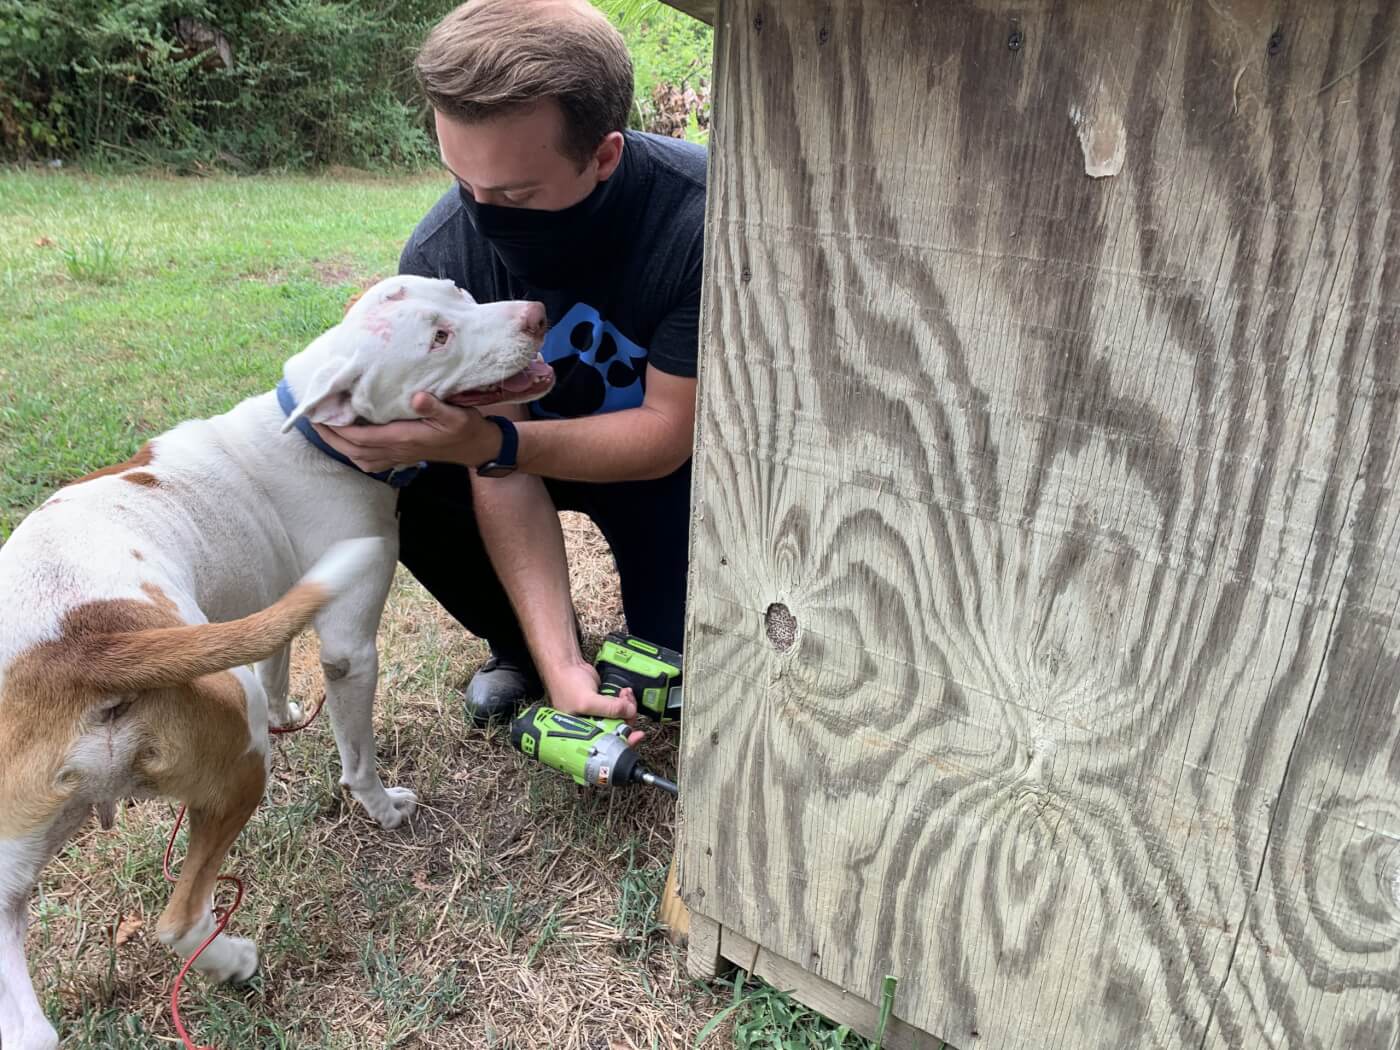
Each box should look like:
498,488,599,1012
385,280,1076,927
477,415,519,476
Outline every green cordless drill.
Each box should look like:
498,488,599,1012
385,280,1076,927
508,633,682,795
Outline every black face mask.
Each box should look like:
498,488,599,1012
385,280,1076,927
458,157,626,290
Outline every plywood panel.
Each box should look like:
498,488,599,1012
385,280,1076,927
678,2,1400,1048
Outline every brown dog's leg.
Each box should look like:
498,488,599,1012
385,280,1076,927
155,750,265,983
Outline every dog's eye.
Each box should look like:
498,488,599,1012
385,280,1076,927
431,328,452,350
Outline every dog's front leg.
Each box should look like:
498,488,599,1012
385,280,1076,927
320,640,417,828
257,644,301,728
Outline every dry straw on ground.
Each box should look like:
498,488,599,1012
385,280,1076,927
32,514,725,1049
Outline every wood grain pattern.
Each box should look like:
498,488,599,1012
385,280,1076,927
677,2,1400,1048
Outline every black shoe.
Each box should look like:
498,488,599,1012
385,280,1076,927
462,654,542,727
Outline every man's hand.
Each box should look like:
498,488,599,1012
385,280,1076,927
544,659,644,744
314,392,502,472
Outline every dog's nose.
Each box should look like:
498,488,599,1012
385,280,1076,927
519,302,547,337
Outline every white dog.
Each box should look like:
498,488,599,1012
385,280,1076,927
0,275,553,1050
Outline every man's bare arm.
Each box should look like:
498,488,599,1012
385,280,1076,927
471,404,638,720
515,369,696,481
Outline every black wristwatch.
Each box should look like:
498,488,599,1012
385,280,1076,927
476,415,519,478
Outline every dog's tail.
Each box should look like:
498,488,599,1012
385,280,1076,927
76,538,382,691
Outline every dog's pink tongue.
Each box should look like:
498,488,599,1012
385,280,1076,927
500,357,554,392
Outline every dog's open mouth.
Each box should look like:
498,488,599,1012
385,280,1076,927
444,354,555,408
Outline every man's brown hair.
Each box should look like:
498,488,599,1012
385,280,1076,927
415,0,635,167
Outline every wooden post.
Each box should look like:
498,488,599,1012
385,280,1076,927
677,1,1400,1048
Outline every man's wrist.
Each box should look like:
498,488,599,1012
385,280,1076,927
539,653,589,691
456,416,505,468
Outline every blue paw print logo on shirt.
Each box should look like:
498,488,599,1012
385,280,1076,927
530,302,647,419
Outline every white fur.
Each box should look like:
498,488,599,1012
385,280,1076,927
0,275,550,1048
282,276,545,434
158,906,258,984
303,538,390,596
0,808,88,1050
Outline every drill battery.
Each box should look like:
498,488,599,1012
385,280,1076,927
595,632,682,722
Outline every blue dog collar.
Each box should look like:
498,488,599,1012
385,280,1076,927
276,378,424,489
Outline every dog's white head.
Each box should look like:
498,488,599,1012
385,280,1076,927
280,275,554,430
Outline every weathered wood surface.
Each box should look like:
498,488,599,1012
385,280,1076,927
678,2,1400,1049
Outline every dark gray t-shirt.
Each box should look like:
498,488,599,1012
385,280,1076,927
398,131,707,420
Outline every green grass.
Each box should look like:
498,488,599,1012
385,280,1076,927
699,973,886,1050
0,170,447,534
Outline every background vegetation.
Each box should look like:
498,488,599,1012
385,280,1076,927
0,0,712,171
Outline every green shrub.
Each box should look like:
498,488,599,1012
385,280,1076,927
598,0,712,142
0,0,446,170
0,0,712,171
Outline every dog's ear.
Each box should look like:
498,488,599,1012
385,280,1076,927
281,359,360,431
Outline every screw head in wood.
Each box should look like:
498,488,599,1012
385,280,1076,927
1007,29,1023,51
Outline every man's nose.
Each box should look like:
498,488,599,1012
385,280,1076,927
519,301,547,337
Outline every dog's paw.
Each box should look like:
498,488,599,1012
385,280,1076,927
356,785,418,829
269,700,304,729
197,934,259,984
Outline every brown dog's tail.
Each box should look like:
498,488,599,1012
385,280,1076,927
76,538,383,691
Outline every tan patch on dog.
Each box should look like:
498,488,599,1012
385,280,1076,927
122,471,159,488
140,582,178,616
65,443,154,488
0,578,336,838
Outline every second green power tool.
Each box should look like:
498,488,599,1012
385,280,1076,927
508,633,682,795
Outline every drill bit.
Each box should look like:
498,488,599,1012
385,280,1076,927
640,771,678,796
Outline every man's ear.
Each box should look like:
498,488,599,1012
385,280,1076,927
281,359,360,431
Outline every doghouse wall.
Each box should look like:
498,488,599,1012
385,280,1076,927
675,1,1400,1048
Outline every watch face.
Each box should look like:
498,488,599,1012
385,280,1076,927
478,462,516,478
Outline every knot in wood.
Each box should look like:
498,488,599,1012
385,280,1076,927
765,602,798,652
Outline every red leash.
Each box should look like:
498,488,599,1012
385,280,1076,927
163,694,326,1050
